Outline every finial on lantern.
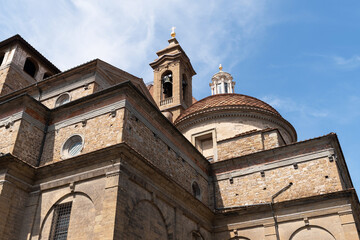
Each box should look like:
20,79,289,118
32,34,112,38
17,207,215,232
219,64,223,72
171,26,176,38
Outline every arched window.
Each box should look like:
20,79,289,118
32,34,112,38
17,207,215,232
182,74,188,100
161,71,173,99
23,58,38,78
0,52,4,66
192,181,201,199
43,72,52,79
55,93,71,107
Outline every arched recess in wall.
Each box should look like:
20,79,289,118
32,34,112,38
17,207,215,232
182,74,188,100
23,57,38,78
191,230,204,240
43,72,52,79
290,225,336,240
39,192,95,240
161,70,173,99
125,200,169,240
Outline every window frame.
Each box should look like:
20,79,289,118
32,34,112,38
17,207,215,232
61,134,84,159
191,129,217,162
55,92,71,107
49,201,72,240
23,57,38,78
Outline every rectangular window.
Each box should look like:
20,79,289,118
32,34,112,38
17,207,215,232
195,133,214,161
217,83,222,94
224,82,228,93
49,202,72,240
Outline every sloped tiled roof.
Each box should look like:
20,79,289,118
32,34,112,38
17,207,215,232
175,93,281,124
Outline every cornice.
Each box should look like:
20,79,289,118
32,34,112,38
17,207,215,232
176,107,297,142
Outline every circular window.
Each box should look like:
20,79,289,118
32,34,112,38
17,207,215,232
55,93,71,107
61,135,84,159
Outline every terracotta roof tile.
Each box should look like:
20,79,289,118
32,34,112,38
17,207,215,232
175,93,281,124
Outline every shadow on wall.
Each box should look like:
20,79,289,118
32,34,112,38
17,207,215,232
124,200,169,240
39,129,55,165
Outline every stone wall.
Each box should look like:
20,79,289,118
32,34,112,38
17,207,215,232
41,83,95,109
0,67,10,95
217,129,284,161
40,108,125,165
214,156,342,208
0,180,29,240
122,108,210,206
213,197,359,240
12,119,44,166
0,66,36,96
0,120,20,155
263,130,285,150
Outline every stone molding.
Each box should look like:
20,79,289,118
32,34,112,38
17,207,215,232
48,100,126,131
0,110,45,131
214,148,335,181
214,203,352,232
40,72,96,101
38,162,122,191
176,110,296,142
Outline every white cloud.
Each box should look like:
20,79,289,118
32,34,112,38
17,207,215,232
305,53,360,70
261,95,329,118
0,0,276,93
332,55,360,69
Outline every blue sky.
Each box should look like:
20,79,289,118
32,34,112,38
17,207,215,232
1,1,359,192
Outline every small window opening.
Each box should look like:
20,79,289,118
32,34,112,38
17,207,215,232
224,82,228,93
192,181,201,199
162,71,173,99
55,93,71,107
182,74,188,100
195,133,213,161
49,202,72,240
216,83,222,94
43,72,52,79
0,52,5,66
61,135,84,159
23,58,38,78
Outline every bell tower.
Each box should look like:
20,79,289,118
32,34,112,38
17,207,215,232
150,28,196,122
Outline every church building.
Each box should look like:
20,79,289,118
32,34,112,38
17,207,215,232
0,30,359,240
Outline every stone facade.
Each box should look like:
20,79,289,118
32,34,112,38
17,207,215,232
0,33,359,240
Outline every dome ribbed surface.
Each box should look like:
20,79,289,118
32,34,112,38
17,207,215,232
175,94,281,124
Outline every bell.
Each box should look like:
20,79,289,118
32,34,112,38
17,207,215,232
163,75,172,84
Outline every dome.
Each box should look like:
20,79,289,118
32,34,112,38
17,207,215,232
175,93,282,124
175,93,297,144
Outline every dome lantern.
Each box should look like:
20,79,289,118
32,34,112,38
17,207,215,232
209,64,235,95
